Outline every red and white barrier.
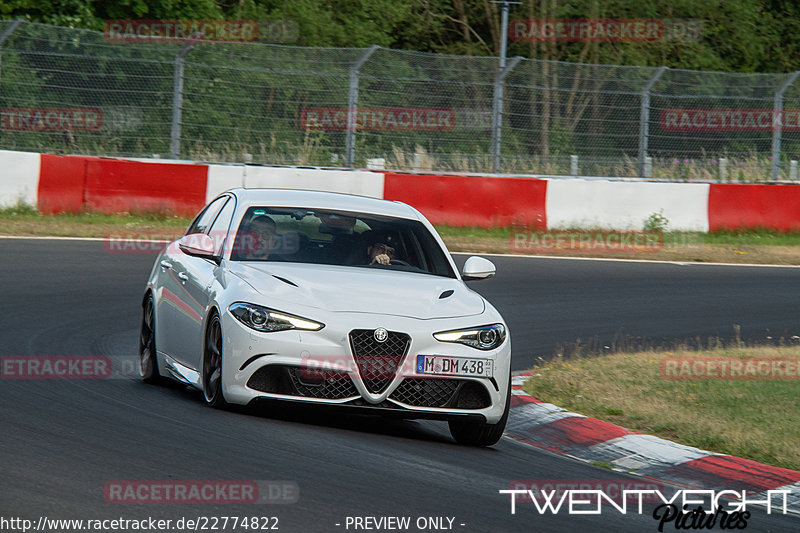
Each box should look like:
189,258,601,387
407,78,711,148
546,180,710,232
384,172,547,227
3,149,800,232
0,150,41,207
206,164,244,204
204,164,384,203
242,166,384,199
709,184,800,231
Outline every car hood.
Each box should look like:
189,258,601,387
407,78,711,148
227,262,485,319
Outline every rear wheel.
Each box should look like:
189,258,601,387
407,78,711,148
202,313,228,408
449,379,511,446
138,295,162,384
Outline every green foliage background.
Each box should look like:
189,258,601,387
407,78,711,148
2,1,799,177
3,0,799,73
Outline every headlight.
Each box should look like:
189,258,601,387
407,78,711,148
229,302,324,332
433,324,506,350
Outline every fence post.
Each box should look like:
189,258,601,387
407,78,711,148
0,19,24,92
491,56,522,173
770,71,800,181
644,156,653,178
170,42,195,160
638,66,667,178
570,155,578,175
345,45,379,169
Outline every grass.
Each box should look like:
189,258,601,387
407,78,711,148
379,148,796,182
524,344,800,471
3,206,800,264
590,461,616,470
378,145,794,182
10,133,793,180
435,224,800,246
699,228,800,246
0,204,191,238
436,225,513,239
436,225,800,264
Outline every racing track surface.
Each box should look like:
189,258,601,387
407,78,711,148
1,239,799,532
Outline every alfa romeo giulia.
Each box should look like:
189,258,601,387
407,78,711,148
139,188,511,446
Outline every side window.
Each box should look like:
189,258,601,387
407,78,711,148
186,196,228,235
207,198,236,255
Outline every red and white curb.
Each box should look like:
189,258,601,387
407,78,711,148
506,371,800,513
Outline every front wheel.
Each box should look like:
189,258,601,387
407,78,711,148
138,295,162,384
202,314,228,409
449,381,511,446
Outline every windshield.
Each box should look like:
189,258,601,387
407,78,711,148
230,206,456,278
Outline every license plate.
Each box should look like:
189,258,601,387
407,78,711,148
416,355,493,378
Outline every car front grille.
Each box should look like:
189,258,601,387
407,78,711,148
246,364,492,410
247,365,358,400
390,379,491,409
348,329,411,394
287,367,359,399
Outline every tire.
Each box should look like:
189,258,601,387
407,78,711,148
202,313,228,408
449,378,511,447
138,294,162,384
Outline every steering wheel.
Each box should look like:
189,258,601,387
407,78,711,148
389,259,411,266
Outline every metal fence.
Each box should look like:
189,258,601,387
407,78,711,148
2,19,800,181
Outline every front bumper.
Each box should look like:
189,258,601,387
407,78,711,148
220,311,511,424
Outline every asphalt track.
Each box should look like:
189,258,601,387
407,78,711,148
1,238,798,532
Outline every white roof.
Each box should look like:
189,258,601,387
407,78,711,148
228,188,420,220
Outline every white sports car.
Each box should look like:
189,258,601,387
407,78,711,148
140,188,511,446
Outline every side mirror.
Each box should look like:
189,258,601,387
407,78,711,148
178,233,216,258
462,256,496,281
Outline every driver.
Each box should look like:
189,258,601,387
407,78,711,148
249,215,279,259
367,242,396,265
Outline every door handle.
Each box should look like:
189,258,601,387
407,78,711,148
160,260,173,269
177,272,189,282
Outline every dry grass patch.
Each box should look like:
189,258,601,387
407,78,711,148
438,226,800,265
4,208,800,266
524,345,800,471
0,205,191,238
